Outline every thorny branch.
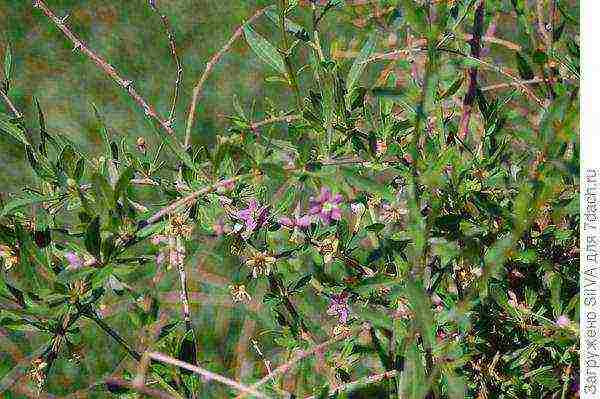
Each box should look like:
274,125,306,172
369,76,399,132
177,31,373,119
33,0,178,140
148,351,272,399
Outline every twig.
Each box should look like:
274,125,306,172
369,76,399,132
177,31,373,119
83,307,142,362
481,77,545,92
0,90,22,119
147,352,271,399
455,0,485,143
234,327,359,399
33,0,177,139
250,114,301,130
437,48,544,108
105,377,175,399
364,34,521,63
148,0,183,124
144,176,247,226
184,7,268,148
303,370,399,399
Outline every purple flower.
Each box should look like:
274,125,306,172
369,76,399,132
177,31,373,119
309,187,343,224
279,215,311,229
65,252,83,270
556,315,571,328
327,292,350,324
236,198,269,238
280,203,311,229
156,250,166,265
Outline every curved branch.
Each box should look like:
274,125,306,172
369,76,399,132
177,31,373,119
184,7,268,148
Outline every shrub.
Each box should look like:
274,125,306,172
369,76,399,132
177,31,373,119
0,0,579,398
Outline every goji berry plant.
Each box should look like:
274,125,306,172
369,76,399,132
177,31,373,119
0,0,579,398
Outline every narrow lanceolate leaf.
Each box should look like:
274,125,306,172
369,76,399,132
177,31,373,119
346,34,376,92
4,42,11,83
243,25,286,74
85,216,102,258
91,103,112,160
0,193,50,218
0,113,29,146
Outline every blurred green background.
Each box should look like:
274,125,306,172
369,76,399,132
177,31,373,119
0,0,361,192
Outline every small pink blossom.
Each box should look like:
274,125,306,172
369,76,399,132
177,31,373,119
235,198,269,238
555,315,571,328
65,252,83,270
279,204,311,229
151,235,168,246
309,187,343,224
327,291,350,324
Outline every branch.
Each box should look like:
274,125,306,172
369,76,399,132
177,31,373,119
148,0,182,123
437,47,544,108
147,352,271,399
234,326,360,399
455,0,485,143
33,0,177,139
184,7,268,148
249,114,301,130
143,175,247,226
481,77,545,92
83,307,142,361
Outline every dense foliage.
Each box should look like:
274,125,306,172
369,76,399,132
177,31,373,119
0,0,579,398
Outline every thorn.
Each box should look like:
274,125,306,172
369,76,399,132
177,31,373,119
72,43,82,52
60,13,70,24
32,0,41,8
123,80,133,89
164,118,174,128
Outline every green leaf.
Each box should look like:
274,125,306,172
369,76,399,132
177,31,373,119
4,42,11,83
291,274,312,292
366,223,385,232
0,113,29,146
515,52,534,80
34,97,51,156
91,103,112,160
25,145,55,181
243,25,286,74
0,193,53,218
85,217,102,258
92,171,115,209
178,331,198,374
114,167,134,203
437,77,464,101
346,34,376,92
371,87,406,101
